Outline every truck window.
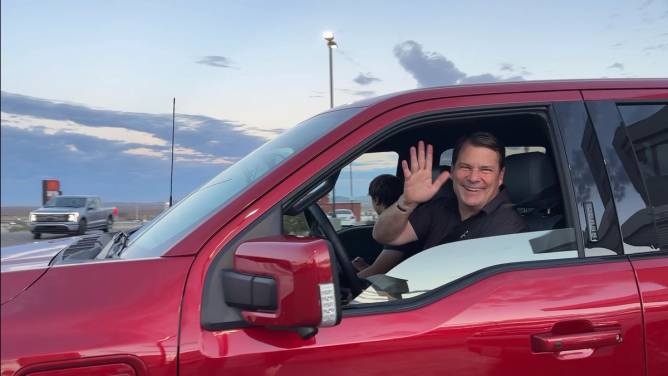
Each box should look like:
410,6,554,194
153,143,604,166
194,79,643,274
616,103,668,251
282,109,579,309
344,112,578,306
283,152,398,236
324,152,399,226
45,196,86,208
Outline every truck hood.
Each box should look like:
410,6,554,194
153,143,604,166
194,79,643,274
1,237,79,304
32,207,83,213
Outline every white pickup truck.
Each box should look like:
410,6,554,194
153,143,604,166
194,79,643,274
28,196,117,239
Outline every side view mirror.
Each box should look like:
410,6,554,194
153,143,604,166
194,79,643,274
224,236,341,337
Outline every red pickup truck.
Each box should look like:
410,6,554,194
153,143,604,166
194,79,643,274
2,79,667,376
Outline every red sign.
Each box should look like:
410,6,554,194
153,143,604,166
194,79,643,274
42,179,61,205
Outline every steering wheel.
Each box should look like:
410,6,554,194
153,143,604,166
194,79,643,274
306,204,364,297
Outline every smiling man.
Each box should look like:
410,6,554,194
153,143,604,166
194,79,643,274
373,132,526,250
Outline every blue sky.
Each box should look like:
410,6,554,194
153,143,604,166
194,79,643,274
2,0,667,205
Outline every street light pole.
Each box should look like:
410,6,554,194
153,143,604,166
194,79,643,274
328,41,334,109
323,31,337,109
323,31,338,217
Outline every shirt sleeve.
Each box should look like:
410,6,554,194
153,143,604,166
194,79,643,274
485,205,527,236
385,240,422,258
408,202,433,241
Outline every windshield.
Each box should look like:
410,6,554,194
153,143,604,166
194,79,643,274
122,107,364,259
45,197,86,208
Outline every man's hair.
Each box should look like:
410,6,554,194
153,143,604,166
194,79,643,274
452,131,505,169
368,174,403,207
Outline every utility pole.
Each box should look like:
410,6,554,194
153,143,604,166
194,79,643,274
323,32,338,217
169,98,176,207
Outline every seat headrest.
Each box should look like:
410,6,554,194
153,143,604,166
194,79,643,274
504,152,558,208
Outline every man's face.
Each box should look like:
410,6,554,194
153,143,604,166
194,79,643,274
452,143,504,214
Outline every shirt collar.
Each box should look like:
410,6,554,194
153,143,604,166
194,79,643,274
479,186,512,215
442,183,512,215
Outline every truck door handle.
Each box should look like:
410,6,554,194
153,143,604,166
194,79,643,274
531,328,623,353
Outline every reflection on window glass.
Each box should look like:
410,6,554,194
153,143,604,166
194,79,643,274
617,104,668,250
351,229,578,304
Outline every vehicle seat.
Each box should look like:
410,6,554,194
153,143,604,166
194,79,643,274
503,152,564,231
432,165,454,200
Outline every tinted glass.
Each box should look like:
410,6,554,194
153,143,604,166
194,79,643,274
122,107,363,259
617,104,668,250
45,197,86,208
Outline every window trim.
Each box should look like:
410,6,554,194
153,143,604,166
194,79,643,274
548,104,586,257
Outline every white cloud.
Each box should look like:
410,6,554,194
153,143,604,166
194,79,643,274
175,155,235,165
231,124,284,140
66,144,80,152
123,147,167,159
174,145,236,164
208,157,236,165
1,112,167,146
176,116,206,131
122,145,236,165
1,111,239,165
174,146,205,155
352,152,399,171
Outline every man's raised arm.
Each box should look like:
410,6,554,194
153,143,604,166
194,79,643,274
373,141,450,245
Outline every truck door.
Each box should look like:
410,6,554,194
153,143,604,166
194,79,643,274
178,92,645,375
583,90,668,376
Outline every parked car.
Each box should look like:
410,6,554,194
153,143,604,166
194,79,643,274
328,208,356,226
28,195,116,238
2,80,667,376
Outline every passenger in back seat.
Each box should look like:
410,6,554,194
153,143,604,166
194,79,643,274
353,174,421,278
373,132,526,251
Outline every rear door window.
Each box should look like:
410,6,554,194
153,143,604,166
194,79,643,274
617,103,668,250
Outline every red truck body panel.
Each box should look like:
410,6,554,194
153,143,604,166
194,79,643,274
631,258,668,376
179,260,644,375
1,258,193,375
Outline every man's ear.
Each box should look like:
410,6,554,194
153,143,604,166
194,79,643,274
498,167,505,187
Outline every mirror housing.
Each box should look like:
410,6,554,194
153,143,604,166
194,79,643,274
225,236,341,330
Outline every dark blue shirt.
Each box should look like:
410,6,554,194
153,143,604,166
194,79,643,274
408,185,526,251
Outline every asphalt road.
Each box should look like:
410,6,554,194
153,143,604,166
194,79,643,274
1,222,141,248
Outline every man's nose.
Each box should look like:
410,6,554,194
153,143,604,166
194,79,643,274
468,168,481,182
